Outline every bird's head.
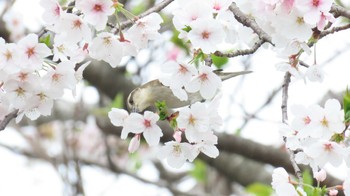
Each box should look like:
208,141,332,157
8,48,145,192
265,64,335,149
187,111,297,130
127,86,154,113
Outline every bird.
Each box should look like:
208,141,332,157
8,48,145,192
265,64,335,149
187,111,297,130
127,70,252,112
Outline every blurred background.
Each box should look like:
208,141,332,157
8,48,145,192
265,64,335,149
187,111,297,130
1,0,350,195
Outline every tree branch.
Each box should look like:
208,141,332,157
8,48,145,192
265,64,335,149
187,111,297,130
281,72,303,187
229,3,273,46
0,109,18,131
214,39,266,58
112,0,174,32
330,4,350,19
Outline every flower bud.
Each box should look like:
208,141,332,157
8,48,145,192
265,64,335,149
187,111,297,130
173,130,182,143
128,134,140,153
314,169,327,182
328,189,338,196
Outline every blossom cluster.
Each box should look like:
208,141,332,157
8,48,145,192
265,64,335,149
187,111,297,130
0,0,164,122
108,94,222,168
159,60,222,101
41,0,163,68
0,34,89,122
275,99,350,194
236,0,335,82
171,0,255,53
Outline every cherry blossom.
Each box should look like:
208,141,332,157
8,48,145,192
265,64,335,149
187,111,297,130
52,36,80,62
123,111,163,146
0,38,20,74
209,0,233,13
17,34,52,71
304,140,344,168
108,108,129,127
158,141,195,168
89,32,123,68
295,0,333,25
172,1,212,34
305,64,325,82
128,134,141,153
39,0,62,25
192,131,219,159
125,13,163,50
177,102,210,142
271,167,299,196
159,61,197,101
187,18,225,53
185,65,222,100
314,169,326,182
42,61,77,97
307,99,345,140
76,0,114,31
54,13,92,43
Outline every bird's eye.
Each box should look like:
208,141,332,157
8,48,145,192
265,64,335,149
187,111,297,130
129,98,134,105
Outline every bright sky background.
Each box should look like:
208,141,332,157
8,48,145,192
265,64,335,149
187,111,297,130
1,0,350,195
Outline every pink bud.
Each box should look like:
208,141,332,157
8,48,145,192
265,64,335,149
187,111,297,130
328,189,338,196
128,135,140,153
173,131,182,142
314,169,327,182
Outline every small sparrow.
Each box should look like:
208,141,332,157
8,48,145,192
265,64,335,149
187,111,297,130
127,70,252,112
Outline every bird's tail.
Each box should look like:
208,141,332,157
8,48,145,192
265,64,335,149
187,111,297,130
215,70,252,81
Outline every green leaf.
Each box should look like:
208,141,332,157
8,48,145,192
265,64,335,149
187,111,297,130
111,93,124,108
182,25,192,33
211,54,228,69
39,34,51,47
155,101,168,121
344,88,350,123
245,183,273,196
131,3,147,15
332,133,345,143
302,170,314,195
189,160,207,183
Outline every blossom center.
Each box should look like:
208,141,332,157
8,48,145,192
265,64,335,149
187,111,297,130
320,116,329,127
103,37,112,45
188,115,196,125
26,47,35,58
37,92,47,101
73,19,82,29
178,64,188,74
323,143,333,151
303,116,311,125
199,73,208,82
143,119,151,128
4,50,12,61
201,31,210,40
296,17,305,25
18,72,28,81
93,4,103,12
312,0,320,7
52,73,62,82
15,87,25,96
172,144,182,156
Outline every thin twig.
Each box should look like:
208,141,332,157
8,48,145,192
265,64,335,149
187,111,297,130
330,4,350,19
0,109,19,131
215,39,265,58
320,23,350,39
281,72,291,124
112,0,174,33
281,72,303,186
229,3,274,46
